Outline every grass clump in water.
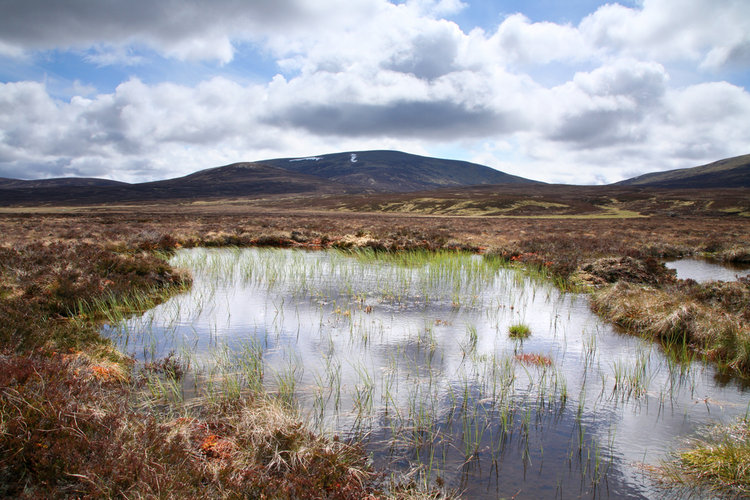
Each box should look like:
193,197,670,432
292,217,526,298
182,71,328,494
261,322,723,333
660,418,750,497
508,323,531,339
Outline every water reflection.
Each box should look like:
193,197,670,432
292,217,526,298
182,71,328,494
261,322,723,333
666,258,750,282
103,248,749,499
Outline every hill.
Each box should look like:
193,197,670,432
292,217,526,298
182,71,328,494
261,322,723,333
0,151,538,206
0,177,128,189
616,154,750,188
138,162,352,198
0,163,346,205
261,150,539,192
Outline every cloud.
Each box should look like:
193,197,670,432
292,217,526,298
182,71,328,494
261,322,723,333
384,25,462,80
0,78,266,180
0,0,385,63
0,0,749,185
579,0,750,70
489,13,589,65
541,59,669,147
657,81,750,160
269,100,510,139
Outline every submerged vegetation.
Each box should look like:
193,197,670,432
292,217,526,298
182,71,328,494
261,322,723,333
0,207,749,497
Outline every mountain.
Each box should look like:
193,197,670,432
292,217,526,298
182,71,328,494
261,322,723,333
260,150,540,192
0,151,539,205
616,154,750,188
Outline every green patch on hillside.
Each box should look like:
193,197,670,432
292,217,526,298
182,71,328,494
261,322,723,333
720,207,750,217
373,198,573,216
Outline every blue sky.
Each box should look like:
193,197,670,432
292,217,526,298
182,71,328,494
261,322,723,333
0,0,748,184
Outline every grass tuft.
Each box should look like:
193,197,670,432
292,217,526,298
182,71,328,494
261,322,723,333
508,323,531,339
659,418,750,496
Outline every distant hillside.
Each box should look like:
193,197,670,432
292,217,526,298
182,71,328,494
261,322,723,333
616,154,750,188
138,162,352,198
262,150,539,192
0,163,347,205
0,177,128,189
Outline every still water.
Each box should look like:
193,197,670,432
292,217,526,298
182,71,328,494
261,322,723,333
103,248,749,499
666,258,750,282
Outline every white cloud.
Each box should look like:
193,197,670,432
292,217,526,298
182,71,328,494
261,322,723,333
580,0,750,70
489,13,589,65
538,59,669,147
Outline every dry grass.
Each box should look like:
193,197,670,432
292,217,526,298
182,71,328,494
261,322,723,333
0,352,378,499
591,280,750,373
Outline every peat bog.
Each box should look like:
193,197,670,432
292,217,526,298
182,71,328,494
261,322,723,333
1,195,749,498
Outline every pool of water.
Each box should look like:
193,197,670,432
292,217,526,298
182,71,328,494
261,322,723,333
103,248,749,499
666,258,750,282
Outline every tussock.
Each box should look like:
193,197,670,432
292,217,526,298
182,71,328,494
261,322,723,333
660,418,750,497
591,282,750,373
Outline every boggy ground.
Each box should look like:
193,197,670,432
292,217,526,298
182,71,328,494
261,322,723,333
1,204,749,498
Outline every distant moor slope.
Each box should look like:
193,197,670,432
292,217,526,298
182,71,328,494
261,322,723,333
617,154,750,188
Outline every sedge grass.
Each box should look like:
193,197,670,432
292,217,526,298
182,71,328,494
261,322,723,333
591,282,750,375
659,418,750,497
508,323,531,339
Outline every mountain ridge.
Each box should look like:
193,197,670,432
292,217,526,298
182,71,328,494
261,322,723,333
0,177,129,189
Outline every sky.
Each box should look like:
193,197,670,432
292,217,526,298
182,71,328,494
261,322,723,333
0,0,749,184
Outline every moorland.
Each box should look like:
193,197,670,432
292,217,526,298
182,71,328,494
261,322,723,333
1,151,749,498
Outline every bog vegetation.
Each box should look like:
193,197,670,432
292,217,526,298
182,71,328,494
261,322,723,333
0,206,749,498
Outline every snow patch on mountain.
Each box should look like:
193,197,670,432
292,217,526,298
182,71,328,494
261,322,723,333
289,156,321,162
